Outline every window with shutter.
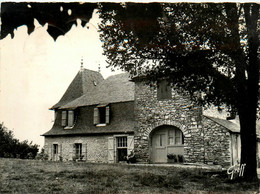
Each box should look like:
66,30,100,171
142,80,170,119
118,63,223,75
62,110,76,129
94,105,110,126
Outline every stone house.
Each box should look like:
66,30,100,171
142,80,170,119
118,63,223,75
42,68,241,167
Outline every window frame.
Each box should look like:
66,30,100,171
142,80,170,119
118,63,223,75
53,144,59,155
157,79,172,101
75,143,82,157
61,110,75,129
117,136,127,148
168,128,184,146
94,104,110,126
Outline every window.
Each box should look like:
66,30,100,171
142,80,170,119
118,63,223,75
99,107,106,124
159,134,164,147
75,143,82,157
157,80,172,100
61,110,75,128
117,137,127,148
53,144,58,154
168,129,184,145
94,105,110,125
116,137,127,162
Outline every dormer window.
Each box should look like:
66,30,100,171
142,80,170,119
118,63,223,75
157,79,172,100
61,110,75,129
94,105,110,126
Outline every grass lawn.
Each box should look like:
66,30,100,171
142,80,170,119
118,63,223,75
0,158,258,193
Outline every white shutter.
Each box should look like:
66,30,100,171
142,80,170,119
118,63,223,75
93,107,99,125
59,144,62,159
49,144,53,160
44,143,48,153
54,111,57,120
68,110,74,127
69,143,74,160
127,136,134,155
82,143,87,160
44,143,49,160
106,106,110,124
61,111,67,126
108,137,114,163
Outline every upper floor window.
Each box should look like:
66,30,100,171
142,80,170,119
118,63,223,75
94,105,110,126
61,110,75,129
157,80,172,100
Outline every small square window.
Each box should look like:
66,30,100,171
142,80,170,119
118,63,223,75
157,80,172,100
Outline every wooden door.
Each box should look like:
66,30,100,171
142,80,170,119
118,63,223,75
152,131,167,163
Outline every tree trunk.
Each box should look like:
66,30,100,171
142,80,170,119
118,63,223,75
239,107,258,181
224,3,259,181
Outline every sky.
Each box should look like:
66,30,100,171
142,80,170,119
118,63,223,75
0,9,122,148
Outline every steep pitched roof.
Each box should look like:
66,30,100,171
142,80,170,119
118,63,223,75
51,69,104,109
204,115,240,133
60,73,135,109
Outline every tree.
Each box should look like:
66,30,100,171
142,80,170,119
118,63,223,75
98,3,259,181
0,123,39,159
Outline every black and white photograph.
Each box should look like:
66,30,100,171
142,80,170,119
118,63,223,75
0,1,259,193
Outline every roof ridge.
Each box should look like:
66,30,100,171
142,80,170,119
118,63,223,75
105,72,130,80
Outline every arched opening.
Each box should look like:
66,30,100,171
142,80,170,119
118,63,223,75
150,125,184,163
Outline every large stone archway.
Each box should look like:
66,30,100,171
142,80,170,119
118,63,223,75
143,119,188,137
149,125,184,163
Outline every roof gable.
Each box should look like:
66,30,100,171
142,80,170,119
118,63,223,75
51,69,104,109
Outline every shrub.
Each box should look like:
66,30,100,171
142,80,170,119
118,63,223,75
0,123,39,159
36,152,49,161
167,153,177,160
178,155,184,163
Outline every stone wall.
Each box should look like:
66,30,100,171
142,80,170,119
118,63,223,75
45,135,109,162
134,81,203,163
134,81,232,167
202,116,231,167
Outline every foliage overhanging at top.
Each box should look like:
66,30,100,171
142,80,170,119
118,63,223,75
98,3,259,109
1,2,97,40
